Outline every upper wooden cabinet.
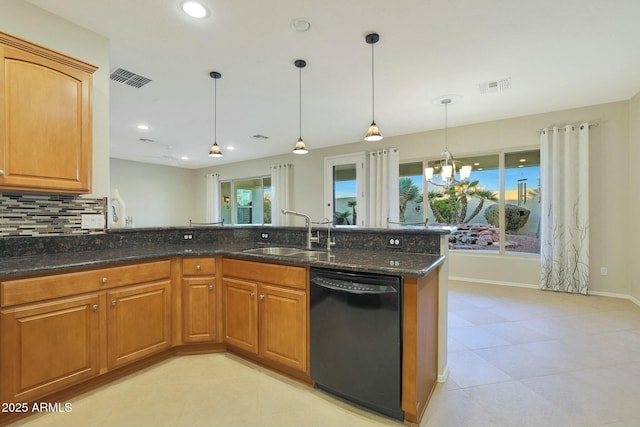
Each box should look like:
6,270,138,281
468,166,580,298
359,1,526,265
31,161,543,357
0,32,97,194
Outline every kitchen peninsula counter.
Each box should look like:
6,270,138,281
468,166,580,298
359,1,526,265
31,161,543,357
0,226,450,425
0,243,445,279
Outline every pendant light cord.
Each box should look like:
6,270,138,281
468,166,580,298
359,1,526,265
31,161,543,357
213,77,217,143
371,41,375,122
444,100,448,151
299,64,302,140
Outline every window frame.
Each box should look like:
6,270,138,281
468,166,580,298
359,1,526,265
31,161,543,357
412,144,540,256
219,175,272,226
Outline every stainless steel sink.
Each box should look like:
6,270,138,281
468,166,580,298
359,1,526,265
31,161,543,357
242,247,302,256
287,250,333,261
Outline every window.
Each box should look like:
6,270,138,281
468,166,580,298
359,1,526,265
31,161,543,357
504,150,540,254
219,177,271,225
426,154,500,252
407,148,540,254
324,153,365,227
399,162,424,223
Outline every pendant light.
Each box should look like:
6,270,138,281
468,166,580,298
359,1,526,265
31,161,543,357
292,59,309,154
424,97,472,187
208,71,223,158
364,33,383,142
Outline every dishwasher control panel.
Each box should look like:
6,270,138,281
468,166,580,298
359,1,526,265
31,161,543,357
311,276,397,294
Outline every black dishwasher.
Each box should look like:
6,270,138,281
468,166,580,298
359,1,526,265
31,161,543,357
310,267,403,420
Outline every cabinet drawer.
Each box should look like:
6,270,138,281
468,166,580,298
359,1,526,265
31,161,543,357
222,259,306,290
1,260,171,307
182,258,215,276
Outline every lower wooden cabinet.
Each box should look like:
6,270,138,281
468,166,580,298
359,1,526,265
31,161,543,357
107,281,172,369
182,258,217,343
259,284,307,372
222,259,308,374
0,260,172,404
222,278,258,353
0,294,102,403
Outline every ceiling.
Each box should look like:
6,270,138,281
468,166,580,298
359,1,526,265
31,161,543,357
27,0,640,169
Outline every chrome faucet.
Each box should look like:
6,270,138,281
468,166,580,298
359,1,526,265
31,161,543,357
281,209,319,249
321,218,336,251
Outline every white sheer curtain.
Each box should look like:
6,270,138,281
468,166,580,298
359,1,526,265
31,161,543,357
368,148,399,228
540,124,589,294
205,173,221,224
270,163,292,226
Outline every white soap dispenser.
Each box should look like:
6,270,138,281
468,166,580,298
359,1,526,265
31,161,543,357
109,189,126,228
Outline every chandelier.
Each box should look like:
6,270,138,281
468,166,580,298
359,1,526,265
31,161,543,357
424,97,471,188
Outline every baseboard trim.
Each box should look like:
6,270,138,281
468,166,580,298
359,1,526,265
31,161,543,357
449,276,538,289
450,276,640,308
589,290,640,308
437,364,450,383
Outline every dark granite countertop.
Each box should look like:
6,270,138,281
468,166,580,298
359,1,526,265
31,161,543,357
0,242,444,279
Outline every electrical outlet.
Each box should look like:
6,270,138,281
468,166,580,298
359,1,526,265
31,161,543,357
600,267,608,276
261,232,269,240
385,236,402,248
81,214,105,229
183,234,193,240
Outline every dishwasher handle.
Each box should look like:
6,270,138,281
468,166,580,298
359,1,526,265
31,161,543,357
311,276,398,295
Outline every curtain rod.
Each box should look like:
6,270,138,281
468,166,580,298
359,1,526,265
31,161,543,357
537,123,598,134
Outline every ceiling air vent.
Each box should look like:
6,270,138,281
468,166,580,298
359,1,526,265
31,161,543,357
252,134,269,140
478,77,511,95
110,67,152,88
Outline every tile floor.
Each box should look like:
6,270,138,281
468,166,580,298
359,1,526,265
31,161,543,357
10,280,640,427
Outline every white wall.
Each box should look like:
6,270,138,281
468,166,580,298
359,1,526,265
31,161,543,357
196,100,631,295
629,92,640,303
0,0,111,197
110,159,197,228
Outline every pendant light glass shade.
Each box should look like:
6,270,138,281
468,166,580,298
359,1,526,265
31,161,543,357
364,33,382,141
208,142,222,157
207,71,223,158
365,122,383,141
293,138,308,154
292,59,309,154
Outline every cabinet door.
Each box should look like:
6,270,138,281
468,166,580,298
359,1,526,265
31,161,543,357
183,276,216,343
222,278,258,354
0,294,101,403
259,284,307,373
107,281,171,369
0,40,94,193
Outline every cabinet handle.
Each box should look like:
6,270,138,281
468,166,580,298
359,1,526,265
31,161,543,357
0,169,4,176
259,294,265,300
196,265,201,270
92,304,98,311
101,277,108,284
249,292,255,298
208,285,214,290
111,300,117,307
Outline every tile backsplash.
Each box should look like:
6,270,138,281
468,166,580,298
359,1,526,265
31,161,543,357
0,193,106,237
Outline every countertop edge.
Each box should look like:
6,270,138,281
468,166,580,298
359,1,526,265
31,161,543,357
0,246,445,279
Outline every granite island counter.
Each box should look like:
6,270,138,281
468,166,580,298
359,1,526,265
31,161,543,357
0,226,450,425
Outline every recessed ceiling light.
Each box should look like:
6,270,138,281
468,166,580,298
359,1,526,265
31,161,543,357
290,17,311,32
518,165,524,168
180,156,189,160
181,1,209,18
473,162,480,166
137,124,149,130
226,146,235,150
519,158,526,162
